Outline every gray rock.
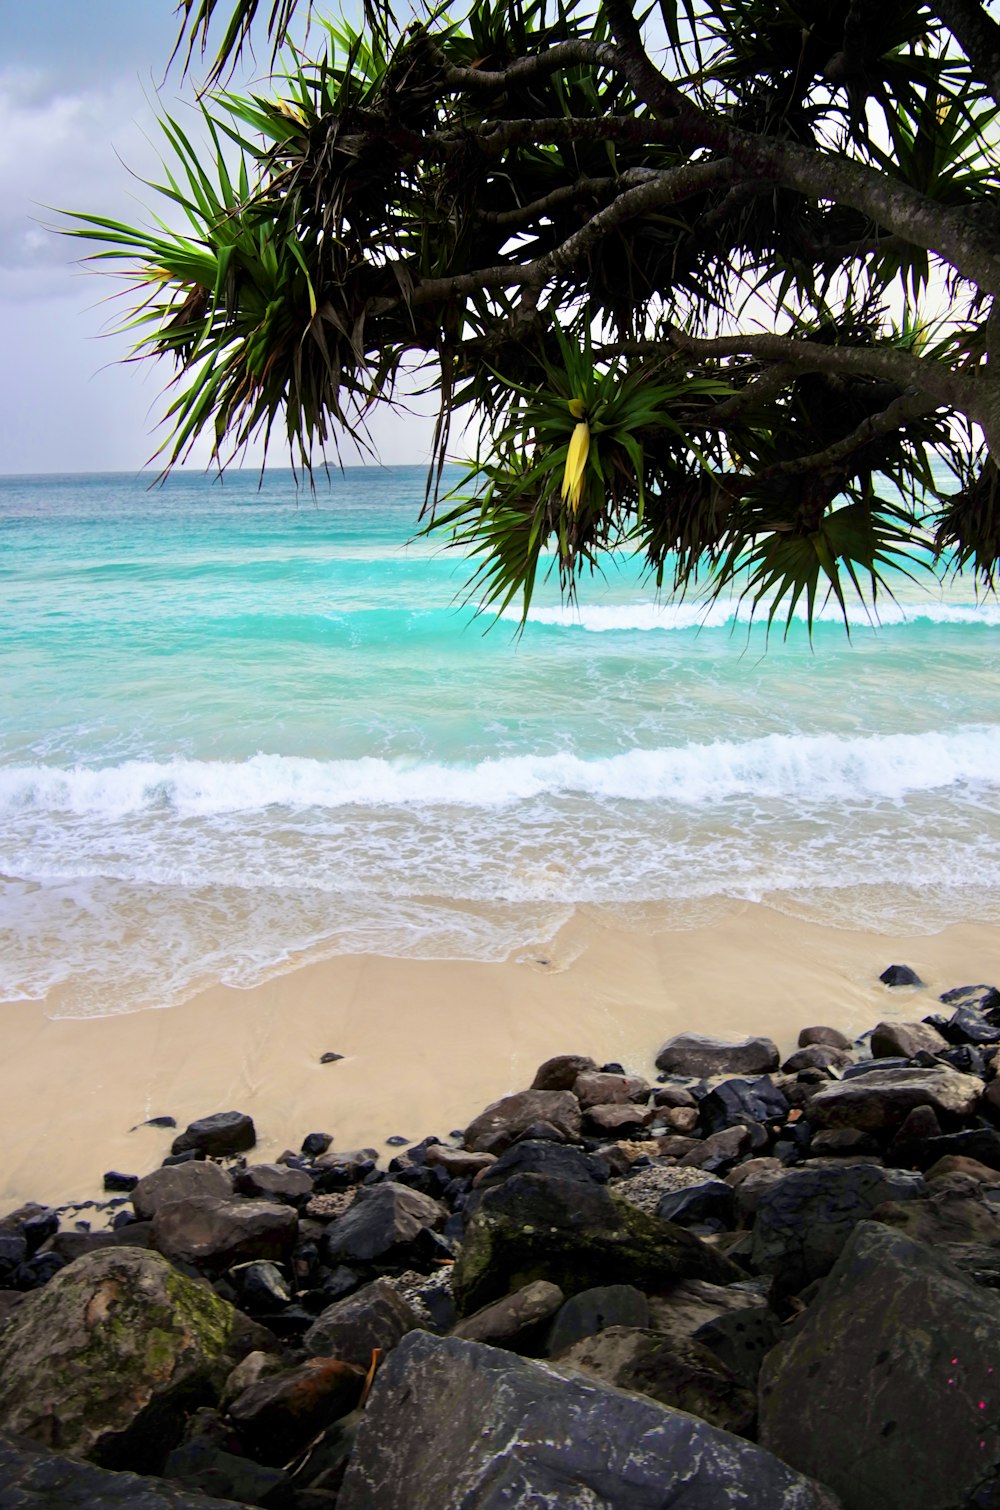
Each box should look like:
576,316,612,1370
781,1045,853,1074
451,1280,564,1345
879,964,925,988
699,1076,789,1136
0,1247,265,1470
422,1146,497,1178
573,1071,650,1107
870,1020,948,1059
131,1162,233,1222
657,1177,735,1228
680,1124,752,1173
646,1278,770,1347
759,1221,1000,1510
320,1181,446,1264
585,1102,654,1136
693,1306,783,1390
530,1053,598,1091
473,1137,607,1194
546,1284,650,1356
152,1197,298,1271
337,1331,840,1509
807,1066,981,1134
872,1173,1000,1246
0,1431,246,1508
655,1033,780,1078
750,1163,925,1293
303,1277,421,1363
798,1025,852,1050
171,1113,256,1158
232,1163,313,1205
463,1090,582,1154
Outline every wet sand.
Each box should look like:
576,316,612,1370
2,899,998,1209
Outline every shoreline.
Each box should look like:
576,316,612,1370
2,898,998,1210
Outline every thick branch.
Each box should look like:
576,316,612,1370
478,175,623,230
753,389,936,482
933,0,1000,104
403,159,734,305
418,34,623,92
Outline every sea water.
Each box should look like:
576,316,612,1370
2,466,999,1018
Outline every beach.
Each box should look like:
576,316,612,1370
2,898,997,1208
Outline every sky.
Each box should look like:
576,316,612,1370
0,1,436,473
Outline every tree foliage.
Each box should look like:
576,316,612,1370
67,0,1000,627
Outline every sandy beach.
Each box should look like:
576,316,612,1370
2,898,998,1210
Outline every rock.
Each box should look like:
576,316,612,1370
472,1137,608,1193
656,1178,735,1229
651,1084,698,1109
530,1053,598,1091
452,1173,741,1316
304,1277,420,1364
692,1306,783,1390
0,1431,247,1508
573,1071,649,1107
232,1163,313,1205
940,983,1000,1011
925,1153,1000,1182
546,1284,650,1356
646,1278,770,1346
612,1164,717,1218
888,1125,1000,1172
809,1128,880,1156
879,964,924,987
941,1005,1000,1045
220,1350,284,1409
452,1279,564,1346
170,1113,256,1159
655,1134,704,1160
759,1221,1000,1510
870,1020,948,1058
319,1051,344,1064
874,1173,1000,1245
422,1146,496,1178
555,1325,756,1436
152,1197,298,1272
321,1182,446,1265
679,1125,752,1174
699,1076,789,1136
103,1172,139,1193
0,1246,265,1471
462,1090,582,1154
337,1332,839,1510
230,1260,291,1313
655,1033,779,1078
780,1045,852,1073
750,1163,925,1294
798,1025,852,1050
226,1356,365,1465
162,1409,291,1505
655,1105,700,1134
131,1162,234,1222
807,1066,981,1134
584,1103,654,1136
301,1131,333,1156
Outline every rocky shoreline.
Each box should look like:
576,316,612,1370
1,965,999,1508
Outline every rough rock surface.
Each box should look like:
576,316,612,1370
870,1020,948,1059
749,1163,924,1291
451,1280,564,1345
170,1114,256,1159
336,1331,840,1509
303,1277,420,1363
462,1090,583,1154
152,1197,298,1271
530,1054,598,1091
0,1248,262,1470
320,1182,446,1265
0,1432,245,1509
231,1163,313,1205
759,1221,1000,1510
225,1356,364,1465
131,1164,233,1223
452,1173,741,1315
655,1033,780,1078
807,1066,981,1133
546,1284,650,1356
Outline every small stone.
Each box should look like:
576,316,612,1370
233,1163,314,1205
679,1126,751,1175
385,1135,410,1148
657,1179,735,1229
781,1045,853,1074
879,964,925,988
102,1172,139,1193
301,1132,334,1157
423,1146,497,1178
130,1115,177,1131
320,1051,345,1063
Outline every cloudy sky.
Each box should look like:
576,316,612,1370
0,1,435,474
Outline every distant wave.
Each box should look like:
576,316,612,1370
2,725,998,818
508,599,1000,633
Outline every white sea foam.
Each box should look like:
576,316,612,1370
1,725,998,820
510,598,1000,633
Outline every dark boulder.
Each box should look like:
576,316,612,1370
227,1355,364,1465
798,1025,852,1050
171,1113,256,1159
152,1197,298,1272
807,1066,981,1135
530,1053,598,1090
321,1182,446,1266
870,1020,948,1058
573,1071,650,1107
699,1076,789,1136
655,1034,779,1078
657,1178,736,1230
879,964,924,987
749,1162,925,1294
131,1162,233,1222
336,1331,840,1509
0,1431,247,1508
692,1306,783,1390
303,1277,420,1364
462,1090,582,1154
473,1137,608,1194
780,1045,852,1074
451,1280,564,1347
759,1221,1000,1510
546,1284,651,1357
232,1164,313,1206
887,1124,1000,1172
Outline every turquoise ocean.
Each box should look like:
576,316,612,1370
2,465,1000,1019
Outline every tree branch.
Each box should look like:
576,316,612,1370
752,389,936,482
416,34,623,92
932,0,1000,105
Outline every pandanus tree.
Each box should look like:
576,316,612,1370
68,0,1000,627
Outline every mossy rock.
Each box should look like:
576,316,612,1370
452,1174,742,1316
0,1245,269,1472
